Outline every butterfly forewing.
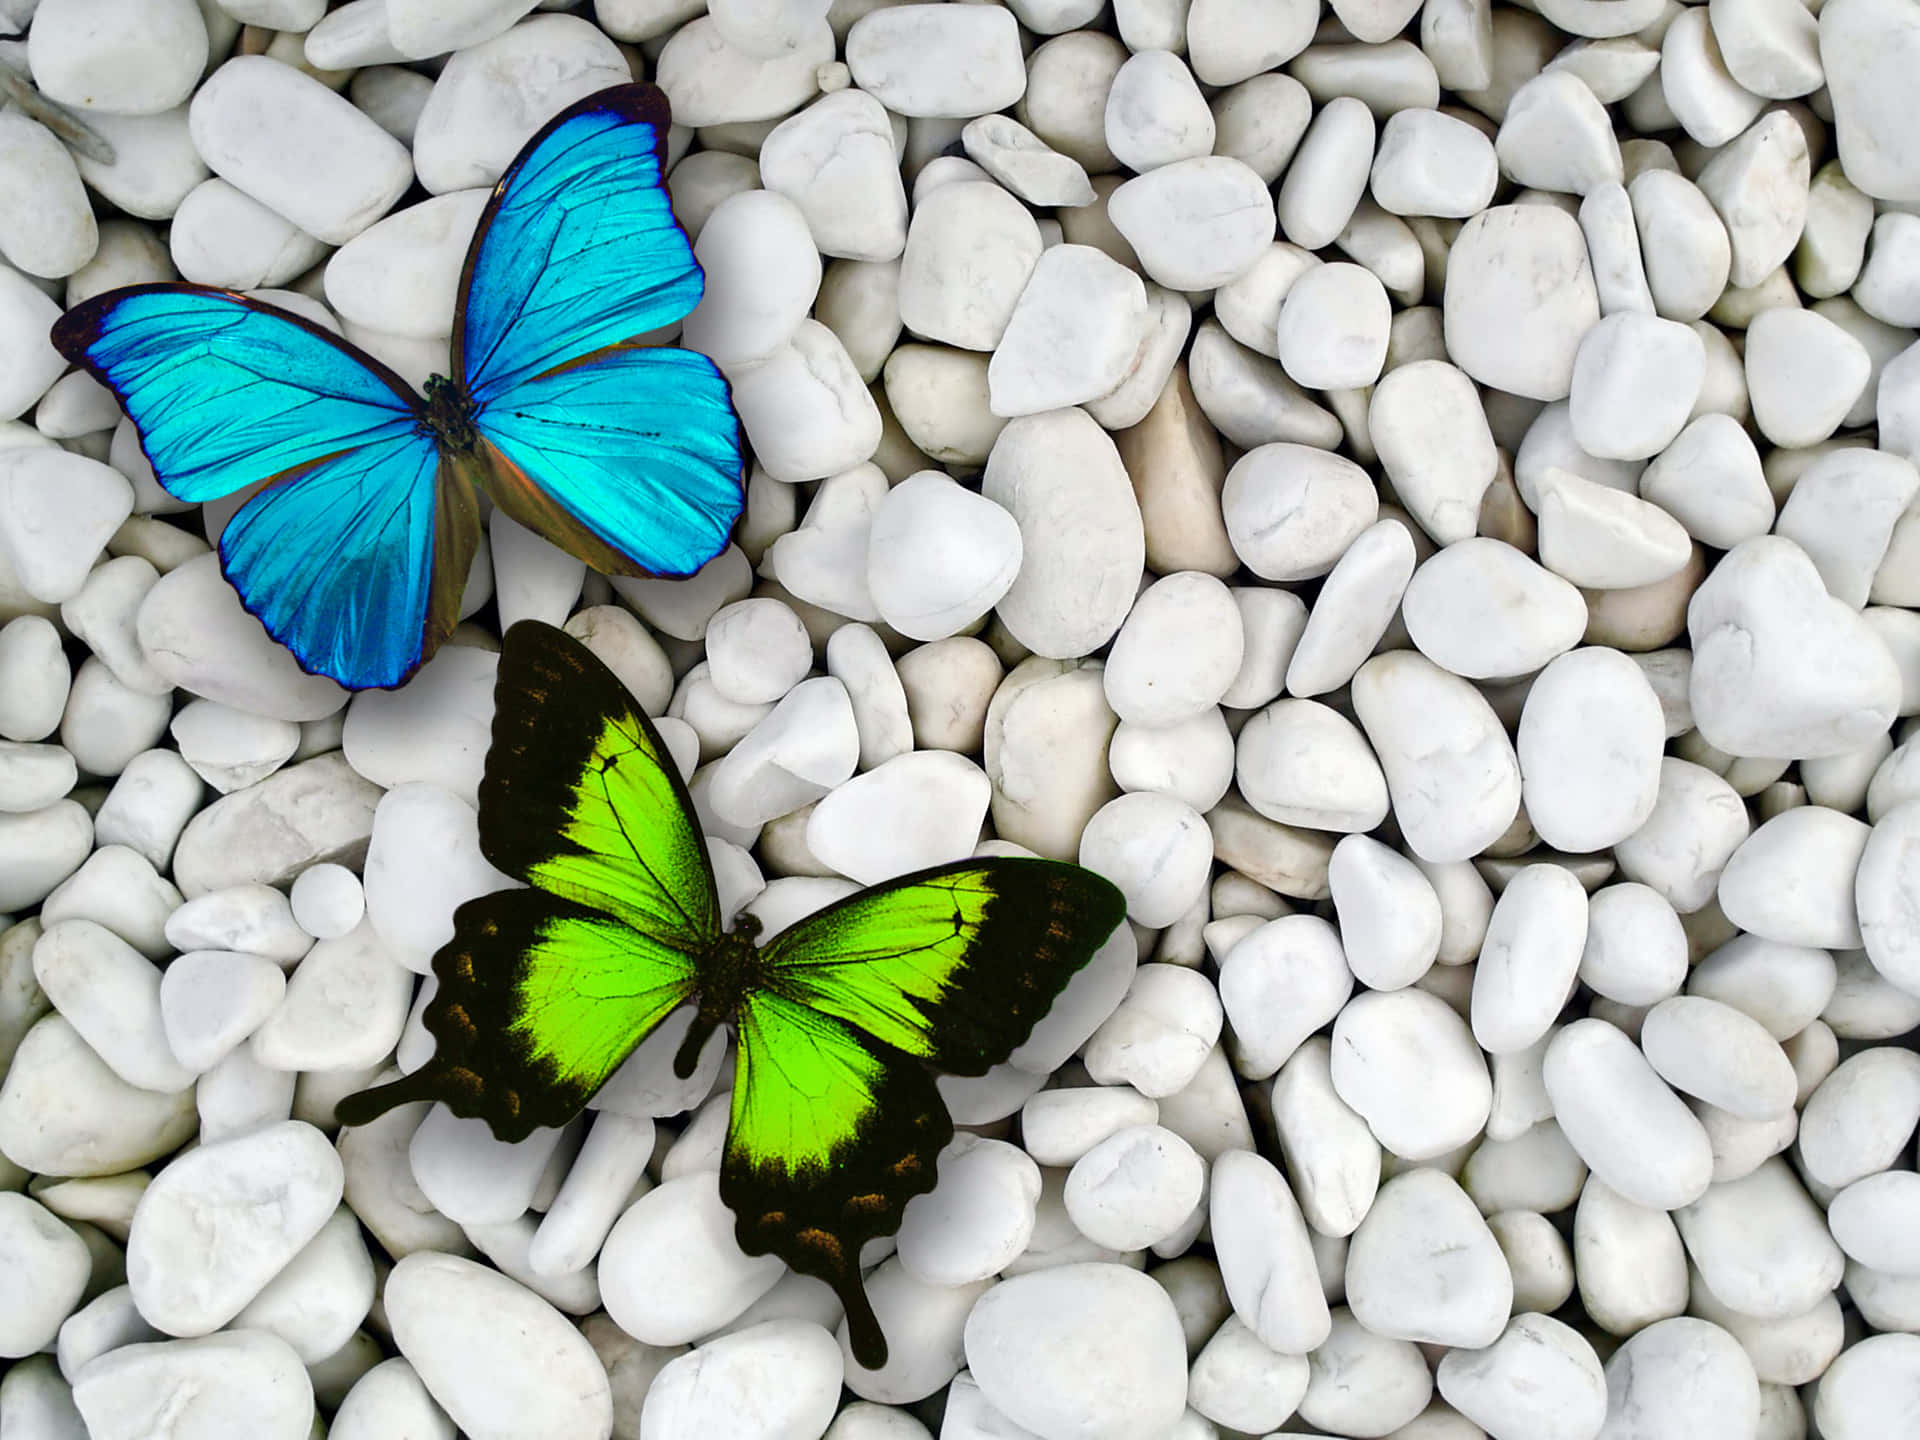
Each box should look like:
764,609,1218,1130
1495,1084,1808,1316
479,620,721,949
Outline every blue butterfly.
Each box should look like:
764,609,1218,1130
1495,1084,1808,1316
52,83,745,691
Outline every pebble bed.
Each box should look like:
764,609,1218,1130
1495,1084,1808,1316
2,0,1920,1438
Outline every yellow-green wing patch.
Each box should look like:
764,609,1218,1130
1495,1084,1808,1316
721,989,950,1370
757,858,1127,1073
337,887,697,1141
480,620,718,948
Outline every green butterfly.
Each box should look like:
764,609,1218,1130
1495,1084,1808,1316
337,620,1127,1366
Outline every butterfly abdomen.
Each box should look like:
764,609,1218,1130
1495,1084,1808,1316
420,373,480,452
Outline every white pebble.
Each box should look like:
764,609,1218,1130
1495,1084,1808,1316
1368,361,1499,545
899,1136,1040,1286
1436,1312,1608,1440
1543,1018,1713,1210
1401,538,1587,680
1208,1149,1330,1354
806,751,990,886
681,191,822,373
1346,1168,1513,1348
845,4,1027,119
0,1192,90,1358
598,1171,783,1346
1718,805,1870,949
73,1331,315,1440
1674,1157,1844,1320
1109,156,1277,291
1082,962,1222,1098
1276,262,1391,391
1444,204,1600,401
988,245,1147,417
1471,865,1590,1056
1330,988,1492,1161
761,91,907,263
1517,646,1666,852
1216,915,1353,1080
0,449,134,606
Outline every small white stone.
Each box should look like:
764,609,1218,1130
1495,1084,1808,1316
805,751,990,886
1078,794,1213,930
1630,169,1734,322
342,647,495,805
1276,262,1391,391
1208,1149,1329,1354
964,1263,1188,1439
331,1359,455,1440
1108,708,1235,814
0,1012,196,1177
1579,883,1689,1006
1101,573,1243,727
1275,97,1374,253
599,1168,782,1345
0,449,134,607
0,740,75,815
1497,72,1623,196
760,90,907,263
0,270,65,422
1216,915,1353,1080
706,676,859,828
386,1251,612,1440
1471,865,1590,1056
1533,466,1694,590
1220,442,1377,583
1271,1036,1380,1237
1331,988,1492,1161
72,1331,315,1440
0,617,70,744
1401,538,1586,680
896,183,1039,354
1109,156,1277,291
1615,759,1751,913
1776,448,1919,610
0,113,97,281
1346,1168,1513,1348
730,322,883,483
1674,1157,1844,1319
898,1135,1040,1286
27,0,207,116
1638,413,1774,550
1235,700,1388,835
1568,313,1705,461
323,189,487,340
1744,307,1871,450
1283,518,1417,699
1352,652,1522,864
1187,0,1317,87
127,1119,342,1336
764,464,887,625
1543,1018,1713,1210
360,783,513,975
249,919,414,1073
1641,995,1797,1120
1327,837,1441,992
168,700,299,796
983,659,1119,862
845,4,1026,119
1368,361,1498,546
654,16,829,128
1187,1314,1309,1434
681,190,822,373
1105,50,1214,174
643,1321,841,1440
0,1192,90,1358
1372,108,1499,218
963,115,1095,209
989,245,1147,419
1061,1123,1203,1253
1444,204,1600,401
1519,646,1666,852
1718,805,1870,949
32,919,193,1093
703,599,811,708
1662,7,1767,148
288,864,363,943
1082,962,1222,1098
1820,0,1920,204
159,949,286,1075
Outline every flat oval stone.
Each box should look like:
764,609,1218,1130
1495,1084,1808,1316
0,1015,197,1178
73,1331,314,1440
171,754,382,900
386,1251,613,1440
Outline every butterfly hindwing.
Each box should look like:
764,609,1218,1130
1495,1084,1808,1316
50,285,474,689
456,83,745,578
334,887,698,1141
759,860,1131,1073
480,620,720,947
722,989,952,1370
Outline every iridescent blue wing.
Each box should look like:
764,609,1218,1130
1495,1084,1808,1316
51,284,479,689
455,83,745,579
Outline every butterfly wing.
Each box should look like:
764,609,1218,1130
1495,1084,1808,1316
455,83,745,578
720,860,1128,1366
723,989,951,1370
338,620,722,1138
758,859,1131,1073
51,284,475,688
479,619,721,943
334,887,699,1141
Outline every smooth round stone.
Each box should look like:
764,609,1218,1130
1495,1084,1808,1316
0,1193,89,1358
1821,0,1920,203
1579,883,1688,1006
0,1014,196,1177
1437,1313,1607,1440
166,700,296,796
332,1360,454,1440
1574,1174,1689,1338
0,617,70,743
1275,262,1390,391
361,783,513,974
1827,1170,1920,1275
897,182,1040,353
1401,539,1586,680
1082,963,1221,1099
989,244,1146,417
136,553,348,722
866,473,1021,643
731,323,883,483
1352,652,1522,865
1642,995,1797,1120
342,645,496,804
1600,1318,1761,1440
189,57,411,246
1283,518,1416,698
28,0,207,115
31,917,190,1092
654,16,831,127
1638,413,1774,550
894,1134,1041,1287
962,114,1096,209
1187,1314,1309,1434
73,1331,314,1440
805,752,990,887
1220,443,1377,583
681,190,821,373
1188,318,1342,451
599,1172,783,1345
1368,361,1499,545
1271,1035,1380,1237
1745,308,1871,450
1105,50,1214,173
127,1120,343,1336
1690,536,1902,759
158,948,286,1075
1518,646,1665,852
1859,803,1920,994
762,464,886,623
1615,759,1751,914
643,1321,841,1440
288,863,363,943
1063,1124,1203,1252
387,1251,612,1440
1718,806,1870,949
1102,573,1242,727
323,188,488,340
1372,108,1500,218
250,915,413,1071
1216,915,1353,1080
1078,794,1212,930
1799,1047,1920,1189
1627,169,1733,323
1569,313,1705,461
1208,1149,1329,1354
829,629,911,772
1543,1019,1713,1210
845,4,1026,118
1776,449,1920,611
1108,707,1235,814
1497,71,1623,196
1444,205,1601,401
1815,1334,1920,1439
1686,934,1835,1042
1021,1087,1159,1170
0,802,89,913
964,1266,1186,1438
761,90,906,263
1471,865,1590,1056
0,269,66,422
0,113,97,280
704,599,811,707
1347,1168,1513,1348
0,449,134,606
1275,96,1374,252
1295,1307,1432,1436
983,411,1144,660
1331,988,1492,1161
1236,700,1388,835
881,345,1003,466
1328,836,1441,991
1108,156,1277,291
1674,1158,1844,1320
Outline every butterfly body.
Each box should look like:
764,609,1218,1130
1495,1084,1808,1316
53,84,746,691
337,622,1128,1367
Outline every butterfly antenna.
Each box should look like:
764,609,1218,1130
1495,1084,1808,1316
333,1067,445,1129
